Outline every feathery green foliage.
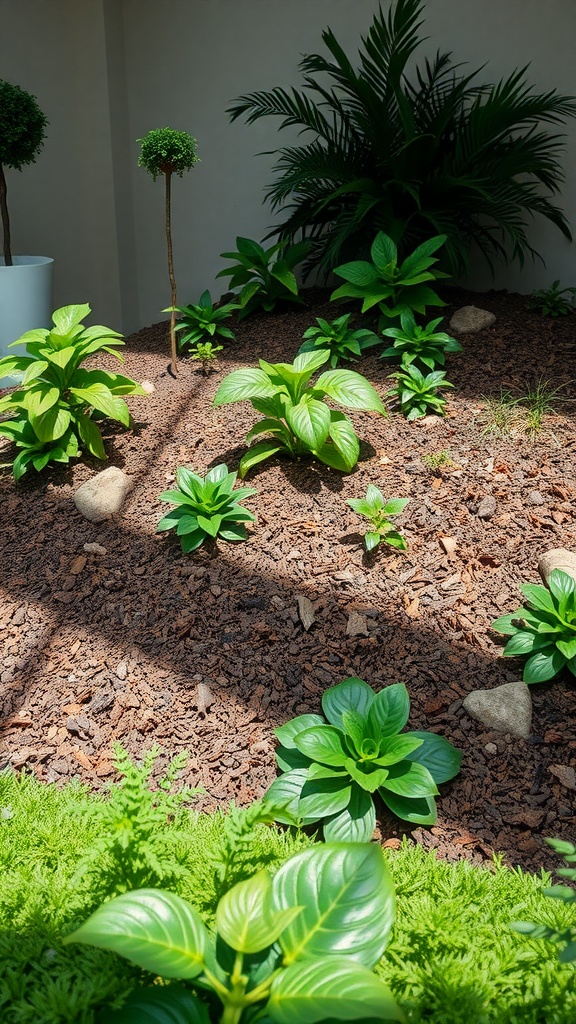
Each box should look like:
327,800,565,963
512,838,576,962
228,0,576,278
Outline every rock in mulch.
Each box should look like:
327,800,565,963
477,494,497,519
449,305,496,334
74,467,134,523
346,611,369,637
538,548,576,586
462,681,532,739
296,594,316,631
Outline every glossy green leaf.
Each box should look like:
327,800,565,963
323,786,376,843
380,760,438,798
518,583,557,614
287,398,331,450
271,843,395,967
380,789,437,825
364,531,381,552
74,413,106,459
503,631,549,656
268,957,405,1024
213,368,277,405
298,776,352,818
238,440,285,477
547,569,576,616
52,303,91,334
24,383,60,416
69,384,130,425
322,678,374,730
293,725,349,766
344,760,390,793
64,888,209,978
523,648,566,682
103,986,210,1024
265,769,312,825
368,684,410,737
316,369,386,413
406,731,462,783
376,734,423,765
216,869,302,954
275,714,325,748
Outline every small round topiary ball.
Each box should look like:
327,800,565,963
137,128,199,180
0,80,48,169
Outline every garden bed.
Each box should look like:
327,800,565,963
1,286,575,873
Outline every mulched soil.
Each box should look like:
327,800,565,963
1,286,576,874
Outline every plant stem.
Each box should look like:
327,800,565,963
0,164,12,266
165,169,178,375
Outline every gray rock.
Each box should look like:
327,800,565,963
477,494,497,519
83,542,108,555
449,305,496,334
528,490,545,506
463,681,532,739
74,468,133,523
346,611,369,637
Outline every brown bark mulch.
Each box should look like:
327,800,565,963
1,286,575,874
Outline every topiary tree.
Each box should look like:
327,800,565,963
0,80,48,267
137,128,199,375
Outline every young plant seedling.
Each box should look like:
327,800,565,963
266,676,462,840
388,364,453,420
0,303,146,480
213,348,386,477
529,280,576,317
492,569,576,683
331,232,448,322
217,236,309,319
166,290,239,351
298,313,380,367
64,843,405,1024
190,340,223,374
381,310,462,369
158,464,257,552
422,450,455,474
511,838,576,962
347,486,408,552
138,128,199,375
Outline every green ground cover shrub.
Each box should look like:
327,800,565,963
1,768,575,1024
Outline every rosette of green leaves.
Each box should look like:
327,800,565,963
0,303,145,480
265,677,462,840
165,290,239,350
492,569,576,683
347,486,408,552
331,233,448,321
297,313,380,368
158,464,257,552
528,280,576,317
63,843,405,1024
381,311,462,370
216,236,309,319
511,838,576,962
388,364,453,420
213,349,386,477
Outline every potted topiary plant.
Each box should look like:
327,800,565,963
0,80,52,385
137,127,199,376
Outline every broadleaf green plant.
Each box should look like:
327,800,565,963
388,364,454,420
165,290,239,351
492,569,576,683
0,303,146,480
228,0,576,279
158,463,257,552
381,311,462,369
138,128,199,374
64,843,405,1024
297,313,380,367
528,280,576,317
213,348,386,477
331,232,447,324
511,838,576,962
216,236,309,319
266,677,462,840
347,487,408,552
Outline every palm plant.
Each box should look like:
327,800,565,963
228,0,576,278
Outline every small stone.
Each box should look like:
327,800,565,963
449,305,496,334
141,380,155,394
463,681,532,739
210,585,222,597
418,415,441,428
83,542,107,555
346,611,369,637
477,495,497,519
538,548,576,587
116,662,128,681
70,555,87,575
549,764,576,791
440,536,458,557
66,714,94,738
270,595,285,610
196,682,214,714
296,594,316,631
484,742,498,755
74,468,134,523
528,490,545,506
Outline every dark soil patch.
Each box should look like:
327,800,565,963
1,287,576,873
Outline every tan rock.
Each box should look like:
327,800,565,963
463,681,532,739
538,548,576,587
449,305,496,334
74,467,134,523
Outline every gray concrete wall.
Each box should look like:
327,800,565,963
1,0,575,333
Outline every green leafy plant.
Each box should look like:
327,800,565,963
64,842,405,1024
158,464,257,553
0,79,48,265
190,340,223,374
0,303,146,480
75,743,198,902
347,486,409,552
422,450,455,473
388,364,453,420
297,313,380,367
213,349,386,477
529,280,576,317
228,0,576,279
381,311,462,369
331,232,447,324
492,569,576,683
216,236,309,319
516,377,571,437
512,839,576,962
206,799,281,899
480,388,521,437
138,128,199,374
266,677,462,840
166,290,239,352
